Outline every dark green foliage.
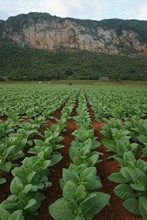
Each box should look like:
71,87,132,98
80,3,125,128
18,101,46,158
4,12,55,32
0,40,147,81
99,19,147,41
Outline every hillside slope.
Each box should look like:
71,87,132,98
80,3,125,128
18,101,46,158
0,12,147,55
0,12,147,81
0,41,147,81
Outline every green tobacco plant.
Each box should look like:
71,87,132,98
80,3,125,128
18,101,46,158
0,136,26,167
8,112,20,124
29,139,63,165
124,116,147,142
110,128,130,141
0,142,24,168
102,126,138,159
0,134,27,184
49,182,110,220
0,120,14,138
108,158,147,219
72,127,100,149
69,140,102,167
95,105,109,121
30,116,45,129
0,154,52,217
18,122,40,138
100,118,122,139
138,135,147,157
26,107,39,118
103,138,138,160
60,166,102,191
114,151,147,168
29,120,64,164
44,124,64,144
74,114,91,129
49,167,110,220
54,117,67,132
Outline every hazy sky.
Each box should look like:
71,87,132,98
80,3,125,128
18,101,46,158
0,0,147,21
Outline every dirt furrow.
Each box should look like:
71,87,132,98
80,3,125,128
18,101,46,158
86,95,142,220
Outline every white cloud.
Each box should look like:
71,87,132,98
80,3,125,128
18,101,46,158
0,0,147,21
0,0,110,20
138,3,147,20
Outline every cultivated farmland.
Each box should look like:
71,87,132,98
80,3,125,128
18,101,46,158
0,84,147,220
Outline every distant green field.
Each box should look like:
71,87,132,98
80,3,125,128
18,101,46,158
1,80,147,87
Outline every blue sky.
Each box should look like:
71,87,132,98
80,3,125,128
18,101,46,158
0,0,147,21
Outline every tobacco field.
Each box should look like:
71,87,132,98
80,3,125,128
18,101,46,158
0,84,147,220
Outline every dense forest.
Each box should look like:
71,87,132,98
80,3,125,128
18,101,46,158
0,40,147,81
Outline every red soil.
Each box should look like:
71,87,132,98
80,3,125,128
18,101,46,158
0,116,8,122
0,98,144,220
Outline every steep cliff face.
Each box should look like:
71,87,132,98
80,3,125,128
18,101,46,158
1,12,147,55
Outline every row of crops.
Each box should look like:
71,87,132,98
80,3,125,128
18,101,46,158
0,84,147,220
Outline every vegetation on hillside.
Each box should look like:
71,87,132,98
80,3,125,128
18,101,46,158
0,40,147,81
0,12,147,81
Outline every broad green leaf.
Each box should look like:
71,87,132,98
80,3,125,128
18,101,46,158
142,148,147,157
0,178,6,185
24,199,37,210
63,169,79,184
121,167,137,183
114,184,136,199
8,210,24,220
0,207,10,220
138,135,147,144
27,171,36,183
50,154,63,166
49,198,74,220
54,144,64,150
0,161,12,172
80,192,110,219
123,198,140,215
63,180,77,202
74,217,85,220
100,130,110,138
10,177,24,195
24,184,33,193
84,178,102,191
75,185,87,202
34,139,43,146
102,139,115,151
108,173,127,183
4,161,12,172
42,160,51,170
80,145,90,156
123,151,135,165
130,182,145,191
27,140,33,146
89,154,99,166
80,167,102,190
113,156,124,165
12,151,24,161
1,195,24,211
142,174,147,190
139,197,147,219
3,146,16,161
80,167,96,180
